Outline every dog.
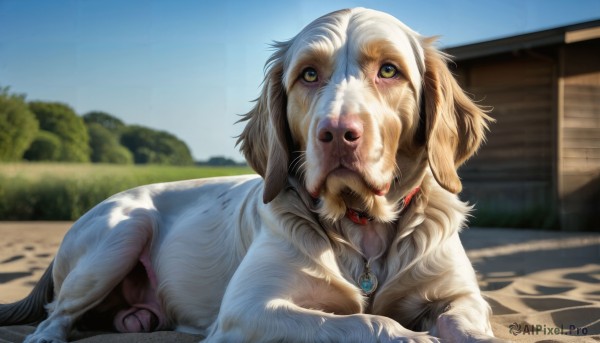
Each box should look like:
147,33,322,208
0,8,497,342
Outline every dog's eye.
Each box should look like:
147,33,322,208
301,67,318,83
378,64,398,79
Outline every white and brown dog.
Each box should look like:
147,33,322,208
0,8,499,343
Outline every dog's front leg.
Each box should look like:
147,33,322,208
205,233,438,343
434,294,505,343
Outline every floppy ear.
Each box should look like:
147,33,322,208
237,43,291,203
422,43,492,194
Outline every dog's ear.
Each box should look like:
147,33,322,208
422,43,492,194
237,43,290,203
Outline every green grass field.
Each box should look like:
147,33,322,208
0,163,255,221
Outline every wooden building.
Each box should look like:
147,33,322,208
446,20,600,231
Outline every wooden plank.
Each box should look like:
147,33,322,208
564,106,600,118
561,77,600,171
462,159,551,173
564,84,600,97
469,87,552,103
563,84,600,130
478,148,552,160
562,170,600,178
563,137,600,149
477,145,552,157
470,83,549,94
563,127,600,139
563,116,600,128
491,107,552,117
461,169,550,180
563,157,600,173
564,73,600,85
564,147,600,159
469,59,553,88
463,157,551,169
482,137,552,146
467,162,551,173
565,26,600,43
490,113,552,126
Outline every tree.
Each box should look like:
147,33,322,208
196,156,245,166
104,145,135,165
0,87,39,161
87,123,133,164
23,130,62,161
83,111,126,133
27,101,90,162
120,125,193,165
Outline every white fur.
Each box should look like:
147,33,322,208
21,8,499,343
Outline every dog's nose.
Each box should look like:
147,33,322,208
317,116,363,144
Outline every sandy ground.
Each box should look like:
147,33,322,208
1,222,599,342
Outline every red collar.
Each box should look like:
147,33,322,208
345,208,374,225
346,187,420,225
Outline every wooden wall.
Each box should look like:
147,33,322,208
452,50,559,228
559,39,600,230
451,38,600,230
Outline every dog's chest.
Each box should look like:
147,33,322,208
358,222,388,260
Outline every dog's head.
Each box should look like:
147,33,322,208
238,8,491,222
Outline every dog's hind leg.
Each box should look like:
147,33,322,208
24,214,156,343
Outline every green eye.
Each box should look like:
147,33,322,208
379,64,398,79
302,67,318,83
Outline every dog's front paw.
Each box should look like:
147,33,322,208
393,332,441,343
24,332,67,343
371,316,440,343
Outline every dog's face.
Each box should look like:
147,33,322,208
238,8,491,222
283,9,425,221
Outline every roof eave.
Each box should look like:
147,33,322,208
444,19,600,61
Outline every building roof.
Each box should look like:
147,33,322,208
445,19,600,61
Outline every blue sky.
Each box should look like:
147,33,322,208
1,0,599,162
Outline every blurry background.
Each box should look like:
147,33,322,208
2,0,599,161
1,0,599,228
447,20,600,231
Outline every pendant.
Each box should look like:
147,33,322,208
358,267,378,296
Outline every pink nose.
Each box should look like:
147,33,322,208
317,116,363,145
